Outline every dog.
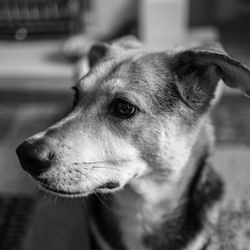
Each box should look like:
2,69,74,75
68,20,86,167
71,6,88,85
16,36,250,250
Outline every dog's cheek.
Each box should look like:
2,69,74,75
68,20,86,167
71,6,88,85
160,131,192,181
160,115,211,182
74,126,150,187
102,134,150,182
129,116,196,182
130,120,162,170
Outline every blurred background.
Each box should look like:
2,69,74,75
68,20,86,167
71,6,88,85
0,0,250,249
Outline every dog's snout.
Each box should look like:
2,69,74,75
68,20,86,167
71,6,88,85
16,140,54,176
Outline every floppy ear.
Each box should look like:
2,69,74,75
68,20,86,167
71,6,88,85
88,36,142,67
110,35,142,50
171,43,250,110
88,43,110,68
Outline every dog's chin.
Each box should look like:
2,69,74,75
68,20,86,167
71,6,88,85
38,180,121,198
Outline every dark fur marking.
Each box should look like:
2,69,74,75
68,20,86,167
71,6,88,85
131,121,162,169
132,53,181,114
143,154,224,250
89,195,127,250
89,229,103,250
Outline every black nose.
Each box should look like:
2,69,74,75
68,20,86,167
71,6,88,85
16,140,54,176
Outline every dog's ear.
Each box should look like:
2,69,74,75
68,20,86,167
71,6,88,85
110,35,142,50
171,43,250,110
88,43,110,68
88,36,142,67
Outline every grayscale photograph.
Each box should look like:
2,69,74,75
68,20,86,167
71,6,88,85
0,0,250,249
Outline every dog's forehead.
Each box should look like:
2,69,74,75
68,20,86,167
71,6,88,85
80,52,174,94
77,51,180,114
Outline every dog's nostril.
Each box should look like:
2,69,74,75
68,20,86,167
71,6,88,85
16,140,54,176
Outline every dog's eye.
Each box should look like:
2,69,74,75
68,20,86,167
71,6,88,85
111,99,138,119
71,86,79,108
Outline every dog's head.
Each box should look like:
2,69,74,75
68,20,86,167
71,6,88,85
16,36,250,197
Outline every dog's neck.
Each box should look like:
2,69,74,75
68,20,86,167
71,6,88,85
90,122,223,250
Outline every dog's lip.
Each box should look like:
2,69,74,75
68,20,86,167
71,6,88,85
38,180,88,197
36,179,120,197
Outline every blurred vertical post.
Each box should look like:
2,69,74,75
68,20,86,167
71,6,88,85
88,0,135,38
139,0,188,50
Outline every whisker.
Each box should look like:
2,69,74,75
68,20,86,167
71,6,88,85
94,192,113,212
75,170,106,186
74,165,123,173
81,198,88,215
73,159,129,166
92,166,122,171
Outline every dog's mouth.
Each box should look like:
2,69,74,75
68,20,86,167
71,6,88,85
38,181,89,197
97,182,120,190
37,179,120,197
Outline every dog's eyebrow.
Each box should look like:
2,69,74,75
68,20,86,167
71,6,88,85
103,78,126,88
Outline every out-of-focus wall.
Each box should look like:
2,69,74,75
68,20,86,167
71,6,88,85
139,0,188,50
216,0,238,21
88,0,136,38
189,0,217,26
190,0,249,25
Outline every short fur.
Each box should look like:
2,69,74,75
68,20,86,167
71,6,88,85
16,36,250,250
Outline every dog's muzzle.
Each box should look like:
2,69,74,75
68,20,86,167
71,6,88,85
16,139,54,176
